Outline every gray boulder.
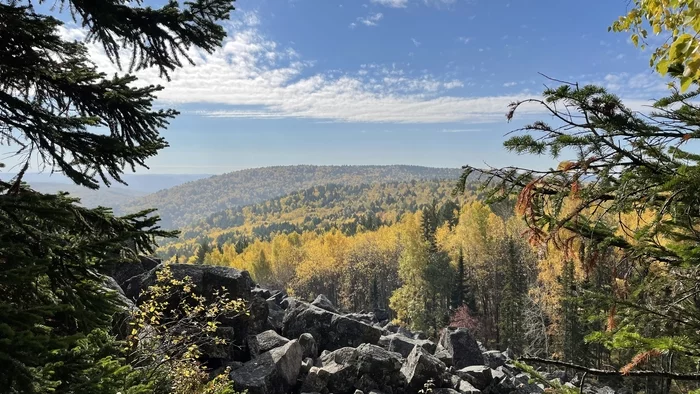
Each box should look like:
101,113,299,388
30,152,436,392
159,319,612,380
455,365,492,390
400,346,447,392
303,344,405,394
299,333,319,359
249,330,290,357
482,350,507,369
283,302,382,352
267,299,285,332
311,294,338,313
438,328,484,369
433,344,453,367
230,340,302,394
432,390,460,394
378,334,436,358
457,380,481,394
100,256,160,289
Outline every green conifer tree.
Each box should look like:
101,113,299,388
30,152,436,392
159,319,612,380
0,1,235,392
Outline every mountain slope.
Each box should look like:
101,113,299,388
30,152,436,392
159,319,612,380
158,179,469,259
119,165,463,229
29,182,147,208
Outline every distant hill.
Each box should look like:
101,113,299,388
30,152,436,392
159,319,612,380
119,165,463,230
3,173,212,194
29,182,147,208
158,178,470,259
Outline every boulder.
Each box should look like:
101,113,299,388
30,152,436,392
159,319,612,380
482,350,507,369
252,286,272,299
267,299,285,332
457,380,481,394
432,390,460,394
299,333,319,359
249,330,290,357
383,322,400,333
283,302,382,352
311,294,338,313
303,344,405,394
379,334,436,358
230,340,302,394
101,275,137,339
100,256,160,289
400,346,447,392
433,344,453,367
345,312,377,325
455,366,492,390
123,263,254,302
438,328,483,369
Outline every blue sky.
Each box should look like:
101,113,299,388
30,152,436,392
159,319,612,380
4,0,672,174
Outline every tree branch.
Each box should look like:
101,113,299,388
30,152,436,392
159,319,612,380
518,357,700,381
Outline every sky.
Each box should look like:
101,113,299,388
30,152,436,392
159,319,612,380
4,0,673,174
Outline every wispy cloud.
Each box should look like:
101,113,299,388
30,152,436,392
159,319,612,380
411,38,421,47
440,128,482,133
503,82,517,87
371,0,408,8
58,12,547,124
358,12,384,26
457,36,471,44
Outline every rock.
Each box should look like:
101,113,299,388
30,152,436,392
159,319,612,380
457,380,481,394
252,286,272,299
267,299,285,332
433,344,453,367
301,358,314,374
383,322,400,333
455,366,492,390
280,296,296,310
380,334,436,358
283,302,382,352
101,275,137,339
100,256,160,290
438,328,483,369
413,331,427,340
354,390,365,394
482,350,506,369
432,389,460,394
400,346,447,392
345,312,376,325
306,344,405,394
124,263,254,302
374,309,390,323
249,330,291,357
311,294,338,313
299,333,319,359
230,339,302,394
397,326,414,338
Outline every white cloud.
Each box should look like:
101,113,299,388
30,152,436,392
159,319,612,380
458,36,471,44
411,38,421,47
440,128,482,132
59,13,546,124
503,82,517,87
358,12,384,26
371,0,408,8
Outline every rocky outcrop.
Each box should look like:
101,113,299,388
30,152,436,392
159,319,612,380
438,328,484,369
283,301,382,352
106,261,622,394
230,340,303,394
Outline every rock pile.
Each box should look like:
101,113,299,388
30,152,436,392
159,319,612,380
106,261,622,394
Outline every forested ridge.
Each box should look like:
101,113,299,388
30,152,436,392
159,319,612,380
118,165,463,229
158,179,468,260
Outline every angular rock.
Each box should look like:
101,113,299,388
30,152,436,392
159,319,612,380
482,350,506,369
124,263,254,302
438,328,483,369
299,333,319,359
267,299,285,332
311,294,338,313
252,286,272,300
383,322,400,333
100,256,160,290
400,346,447,392
249,330,290,357
434,344,453,367
230,340,302,394
455,366,492,390
306,344,405,394
457,380,481,394
432,389,460,394
283,302,381,352
379,334,436,358
345,312,376,325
